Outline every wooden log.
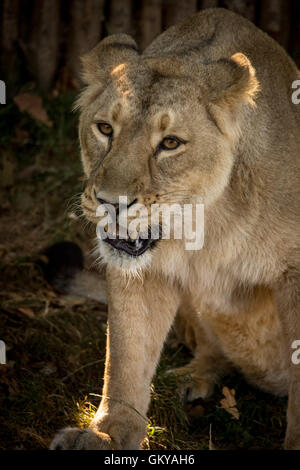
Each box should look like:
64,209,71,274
259,0,293,49
0,0,20,86
106,0,133,35
163,0,198,29
140,0,162,50
279,0,292,50
201,0,219,9
290,0,300,67
22,0,61,91
259,0,282,42
66,0,105,83
221,0,257,22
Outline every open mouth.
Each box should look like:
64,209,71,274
103,234,157,257
95,196,161,257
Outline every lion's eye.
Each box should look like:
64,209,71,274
97,122,113,137
160,136,181,151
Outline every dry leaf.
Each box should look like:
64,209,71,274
220,386,240,420
14,93,53,127
18,307,35,318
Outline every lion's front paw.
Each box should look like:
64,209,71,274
50,427,113,450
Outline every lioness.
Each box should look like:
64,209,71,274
50,8,300,449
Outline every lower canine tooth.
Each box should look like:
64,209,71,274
135,239,143,250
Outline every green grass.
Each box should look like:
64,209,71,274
0,89,287,450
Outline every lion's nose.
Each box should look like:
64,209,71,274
94,190,119,213
94,189,138,211
95,195,114,206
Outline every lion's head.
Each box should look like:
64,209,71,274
77,34,259,273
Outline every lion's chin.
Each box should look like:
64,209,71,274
98,240,154,275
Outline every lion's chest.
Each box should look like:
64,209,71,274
155,237,281,315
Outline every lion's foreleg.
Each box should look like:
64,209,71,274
51,267,180,450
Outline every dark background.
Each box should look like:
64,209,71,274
1,0,300,93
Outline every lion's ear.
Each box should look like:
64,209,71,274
205,53,259,108
145,52,259,107
81,34,139,85
204,53,260,143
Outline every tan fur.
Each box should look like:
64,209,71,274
50,8,300,450
173,288,288,398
